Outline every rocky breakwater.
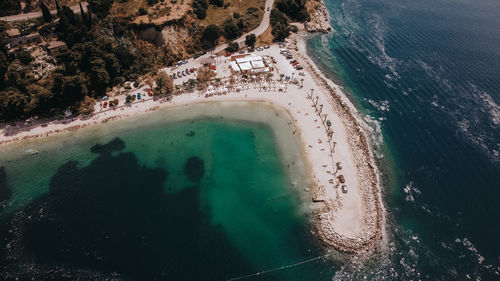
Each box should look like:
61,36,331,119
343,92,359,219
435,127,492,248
305,0,332,33
290,35,384,253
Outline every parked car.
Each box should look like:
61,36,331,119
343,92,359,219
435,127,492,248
286,54,293,59
103,101,108,108
264,45,270,49
239,50,245,54
190,68,195,73
225,52,232,57
266,7,270,11
337,175,345,183
256,47,263,51
341,185,348,194
147,90,153,96
101,95,109,101
173,73,177,79
292,62,299,66
290,59,297,64
137,93,142,100
295,65,303,70
336,162,343,170
298,72,305,76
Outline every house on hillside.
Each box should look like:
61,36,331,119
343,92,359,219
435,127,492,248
44,40,66,56
6,29,41,48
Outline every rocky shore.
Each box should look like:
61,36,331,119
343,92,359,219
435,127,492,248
291,34,384,253
305,0,332,33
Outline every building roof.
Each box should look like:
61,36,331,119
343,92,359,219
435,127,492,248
229,61,240,72
25,32,40,38
47,41,66,49
6,29,20,37
251,60,265,69
238,62,252,71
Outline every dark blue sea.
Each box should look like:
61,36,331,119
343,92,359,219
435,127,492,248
308,0,500,279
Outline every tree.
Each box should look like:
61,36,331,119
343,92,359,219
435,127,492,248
245,33,256,47
40,1,52,23
223,19,241,40
0,87,28,120
192,0,208,20
270,9,291,41
88,0,114,19
201,24,221,49
225,42,238,53
276,0,309,22
77,96,96,114
79,2,87,25
55,0,62,17
196,66,214,84
209,0,223,7
155,72,174,95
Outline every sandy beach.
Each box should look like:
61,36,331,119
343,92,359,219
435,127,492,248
0,33,383,253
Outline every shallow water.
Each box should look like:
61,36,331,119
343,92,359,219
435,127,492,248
0,102,339,280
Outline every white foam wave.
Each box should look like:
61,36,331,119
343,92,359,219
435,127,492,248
366,99,390,112
403,181,421,202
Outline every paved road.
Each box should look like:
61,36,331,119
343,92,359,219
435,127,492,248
0,2,87,22
210,0,275,55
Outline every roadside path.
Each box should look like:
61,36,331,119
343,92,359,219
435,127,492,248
0,2,87,22
200,0,275,59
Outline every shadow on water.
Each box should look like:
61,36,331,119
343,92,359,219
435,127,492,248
0,167,11,202
0,138,275,281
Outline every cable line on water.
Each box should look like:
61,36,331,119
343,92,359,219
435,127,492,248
226,252,333,281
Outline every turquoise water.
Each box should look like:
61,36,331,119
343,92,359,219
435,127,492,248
0,102,337,280
308,0,500,279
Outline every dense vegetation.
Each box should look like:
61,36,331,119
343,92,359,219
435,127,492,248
0,0,21,16
269,9,290,42
0,3,179,121
275,0,309,22
192,0,208,19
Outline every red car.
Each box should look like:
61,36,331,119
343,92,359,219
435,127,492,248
148,90,153,96
337,175,345,184
292,61,299,66
225,52,232,57
103,101,108,108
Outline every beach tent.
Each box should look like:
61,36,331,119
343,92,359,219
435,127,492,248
239,62,252,71
251,60,265,69
229,61,241,72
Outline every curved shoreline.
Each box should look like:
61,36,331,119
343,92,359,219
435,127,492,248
0,41,384,254
292,32,384,252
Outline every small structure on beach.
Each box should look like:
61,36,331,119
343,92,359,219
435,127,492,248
229,54,272,75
